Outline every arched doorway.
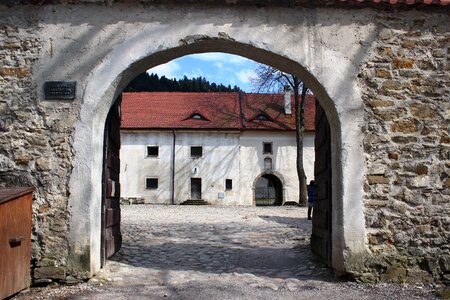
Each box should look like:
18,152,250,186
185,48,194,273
254,174,283,206
67,36,365,277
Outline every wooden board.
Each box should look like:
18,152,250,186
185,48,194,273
311,101,332,266
0,188,33,299
101,100,122,266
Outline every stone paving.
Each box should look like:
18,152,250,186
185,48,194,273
16,205,440,299
104,205,330,282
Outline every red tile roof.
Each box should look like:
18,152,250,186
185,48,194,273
121,92,316,132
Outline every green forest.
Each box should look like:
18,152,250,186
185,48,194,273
124,73,242,93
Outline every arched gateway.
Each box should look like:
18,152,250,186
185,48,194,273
254,174,284,206
3,2,449,285
68,38,365,278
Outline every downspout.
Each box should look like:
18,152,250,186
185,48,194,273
171,129,176,205
238,92,245,129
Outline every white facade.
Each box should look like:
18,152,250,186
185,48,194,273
120,129,315,206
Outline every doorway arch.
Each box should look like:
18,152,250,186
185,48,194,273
254,174,283,206
67,35,365,277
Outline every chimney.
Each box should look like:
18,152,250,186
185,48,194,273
284,85,292,115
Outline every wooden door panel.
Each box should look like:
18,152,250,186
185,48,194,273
101,99,122,266
311,100,332,266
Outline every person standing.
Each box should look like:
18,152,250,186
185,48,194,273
307,180,315,220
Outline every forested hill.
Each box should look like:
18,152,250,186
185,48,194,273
124,72,242,93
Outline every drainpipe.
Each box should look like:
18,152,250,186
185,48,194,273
171,129,176,205
238,92,245,129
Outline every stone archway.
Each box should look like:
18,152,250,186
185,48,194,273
67,35,365,277
254,173,283,206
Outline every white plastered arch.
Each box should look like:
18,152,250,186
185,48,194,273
68,30,366,277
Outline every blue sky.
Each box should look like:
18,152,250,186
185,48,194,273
147,53,259,92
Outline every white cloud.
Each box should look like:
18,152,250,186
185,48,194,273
147,61,181,79
191,53,249,65
213,62,224,69
236,69,257,84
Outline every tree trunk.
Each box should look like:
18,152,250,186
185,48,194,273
295,78,307,206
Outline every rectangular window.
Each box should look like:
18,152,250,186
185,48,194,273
146,178,158,190
225,179,232,190
191,146,203,158
263,142,273,154
147,146,159,157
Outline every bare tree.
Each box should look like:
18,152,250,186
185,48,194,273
251,65,308,206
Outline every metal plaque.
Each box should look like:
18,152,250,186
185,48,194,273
44,81,76,100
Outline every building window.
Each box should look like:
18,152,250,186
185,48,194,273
147,146,159,157
190,113,207,120
264,157,273,171
191,146,203,158
225,179,232,190
263,142,273,154
146,178,158,190
256,113,269,121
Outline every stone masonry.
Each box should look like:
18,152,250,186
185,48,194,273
0,20,75,283
0,1,448,286
359,13,450,284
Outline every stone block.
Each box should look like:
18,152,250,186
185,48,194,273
0,67,30,77
392,57,414,69
440,135,450,144
399,69,421,78
36,258,57,267
356,272,378,284
421,127,431,136
390,119,417,134
374,108,406,121
14,153,33,165
439,255,450,273
378,29,393,40
415,224,431,234
380,265,407,283
381,80,404,92
368,164,386,175
409,176,430,188
36,157,52,171
444,178,450,189
391,136,417,144
38,204,50,213
375,68,392,79
366,99,394,108
415,164,428,175
432,49,445,58
400,39,415,49
388,152,399,160
416,59,436,70
34,266,66,280
367,175,389,185
406,267,433,284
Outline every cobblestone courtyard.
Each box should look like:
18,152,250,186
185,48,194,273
18,205,439,299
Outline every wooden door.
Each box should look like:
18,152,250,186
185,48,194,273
101,100,122,266
311,100,332,266
0,188,33,299
191,178,202,200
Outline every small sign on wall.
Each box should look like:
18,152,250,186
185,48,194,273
44,81,76,100
218,192,225,199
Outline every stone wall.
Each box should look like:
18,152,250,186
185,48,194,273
359,12,450,284
0,19,77,283
0,3,448,285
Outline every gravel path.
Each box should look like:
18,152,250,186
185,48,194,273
16,205,440,299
